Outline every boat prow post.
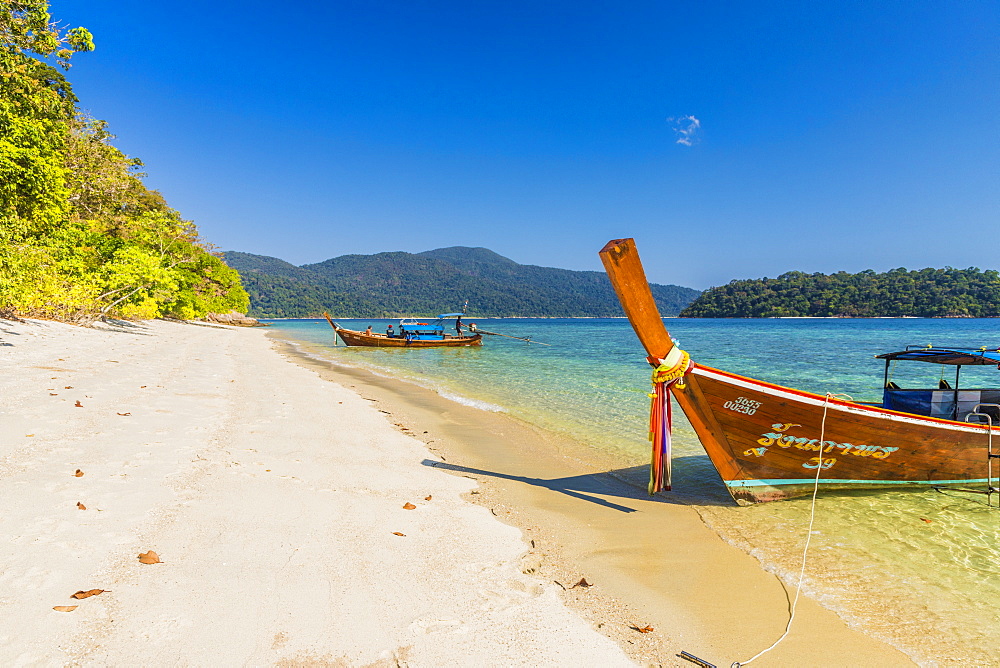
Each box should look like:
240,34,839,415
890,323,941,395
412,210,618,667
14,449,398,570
600,238,703,494
599,238,675,360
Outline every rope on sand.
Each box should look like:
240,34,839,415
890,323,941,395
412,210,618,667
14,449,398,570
731,392,851,668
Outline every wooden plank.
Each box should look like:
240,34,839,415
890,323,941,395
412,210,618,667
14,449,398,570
599,238,674,359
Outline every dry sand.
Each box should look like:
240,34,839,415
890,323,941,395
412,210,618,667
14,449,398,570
0,318,915,667
0,319,632,666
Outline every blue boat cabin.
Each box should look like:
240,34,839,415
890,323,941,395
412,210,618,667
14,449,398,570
397,313,466,340
877,346,1000,424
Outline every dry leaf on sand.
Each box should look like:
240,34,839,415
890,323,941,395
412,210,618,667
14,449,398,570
73,469,84,477
630,624,654,633
392,532,406,536
74,400,83,407
64,386,73,389
116,412,131,416
571,578,592,589
71,589,107,599
76,502,86,510
138,550,161,564
53,606,78,612
424,495,432,501
402,502,416,510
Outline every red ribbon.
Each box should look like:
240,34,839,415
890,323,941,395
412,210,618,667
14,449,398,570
648,381,672,494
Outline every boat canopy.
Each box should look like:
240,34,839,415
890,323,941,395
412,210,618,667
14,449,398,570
876,346,1000,366
437,313,465,318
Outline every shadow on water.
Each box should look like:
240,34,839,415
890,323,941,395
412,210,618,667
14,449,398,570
614,454,737,507
422,452,737,512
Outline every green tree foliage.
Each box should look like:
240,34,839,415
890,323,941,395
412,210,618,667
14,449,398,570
681,268,1000,318
0,1,248,321
224,247,700,318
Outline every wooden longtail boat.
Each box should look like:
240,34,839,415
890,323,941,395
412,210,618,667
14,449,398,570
600,238,1000,504
323,312,482,348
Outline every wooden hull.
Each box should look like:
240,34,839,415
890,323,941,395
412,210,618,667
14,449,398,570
676,363,996,504
598,237,998,504
335,327,482,348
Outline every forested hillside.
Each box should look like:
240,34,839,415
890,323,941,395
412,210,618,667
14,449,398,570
223,247,700,318
681,267,1000,318
0,1,248,321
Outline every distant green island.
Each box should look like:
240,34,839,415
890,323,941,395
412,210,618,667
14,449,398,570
682,267,1000,318
222,247,701,318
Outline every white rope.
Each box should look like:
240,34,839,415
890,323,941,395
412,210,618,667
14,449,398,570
732,392,852,667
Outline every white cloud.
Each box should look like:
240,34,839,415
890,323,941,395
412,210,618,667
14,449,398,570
666,115,701,146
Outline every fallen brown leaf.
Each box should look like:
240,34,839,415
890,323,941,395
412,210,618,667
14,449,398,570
920,517,932,523
74,400,83,407
571,578,592,589
76,502,86,510
71,589,107,599
402,502,416,510
53,605,78,612
424,495,432,501
73,469,84,477
26,434,34,437
49,392,58,396
140,385,146,388
392,532,406,536
630,624,654,633
64,386,73,389
116,412,131,416
138,551,161,564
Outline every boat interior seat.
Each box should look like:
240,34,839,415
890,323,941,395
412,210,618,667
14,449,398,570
938,379,952,389
885,381,901,389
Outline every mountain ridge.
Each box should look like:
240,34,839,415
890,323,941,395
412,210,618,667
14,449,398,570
223,246,700,318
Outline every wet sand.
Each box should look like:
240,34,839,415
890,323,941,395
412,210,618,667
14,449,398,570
273,334,916,667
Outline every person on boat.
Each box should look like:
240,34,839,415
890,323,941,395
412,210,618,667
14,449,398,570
386,324,394,337
455,316,463,335
364,325,373,335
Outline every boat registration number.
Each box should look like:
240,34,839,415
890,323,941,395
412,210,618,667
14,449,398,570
724,396,762,415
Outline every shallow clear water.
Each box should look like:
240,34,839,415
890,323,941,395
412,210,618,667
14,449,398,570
267,317,1000,662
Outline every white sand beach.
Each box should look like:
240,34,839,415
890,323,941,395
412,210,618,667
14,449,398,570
0,319,632,666
0,319,913,666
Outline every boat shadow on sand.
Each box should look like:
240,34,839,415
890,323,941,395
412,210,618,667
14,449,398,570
421,454,736,512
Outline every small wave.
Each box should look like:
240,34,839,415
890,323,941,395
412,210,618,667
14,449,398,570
437,390,506,412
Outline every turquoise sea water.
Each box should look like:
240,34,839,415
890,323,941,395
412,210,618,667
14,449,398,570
266,317,1000,662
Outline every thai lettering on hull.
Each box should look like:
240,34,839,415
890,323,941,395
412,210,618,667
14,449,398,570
743,423,899,469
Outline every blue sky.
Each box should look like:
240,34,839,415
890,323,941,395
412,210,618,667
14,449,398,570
54,1,998,289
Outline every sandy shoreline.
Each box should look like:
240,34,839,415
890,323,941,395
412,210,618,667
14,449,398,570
271,333,916,667
0,318,912,666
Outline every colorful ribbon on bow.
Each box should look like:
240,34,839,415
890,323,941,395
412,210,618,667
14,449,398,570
647,346,693,494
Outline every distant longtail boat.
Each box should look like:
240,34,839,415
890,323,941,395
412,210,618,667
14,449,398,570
600,238,1000,504
324,312,482,348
